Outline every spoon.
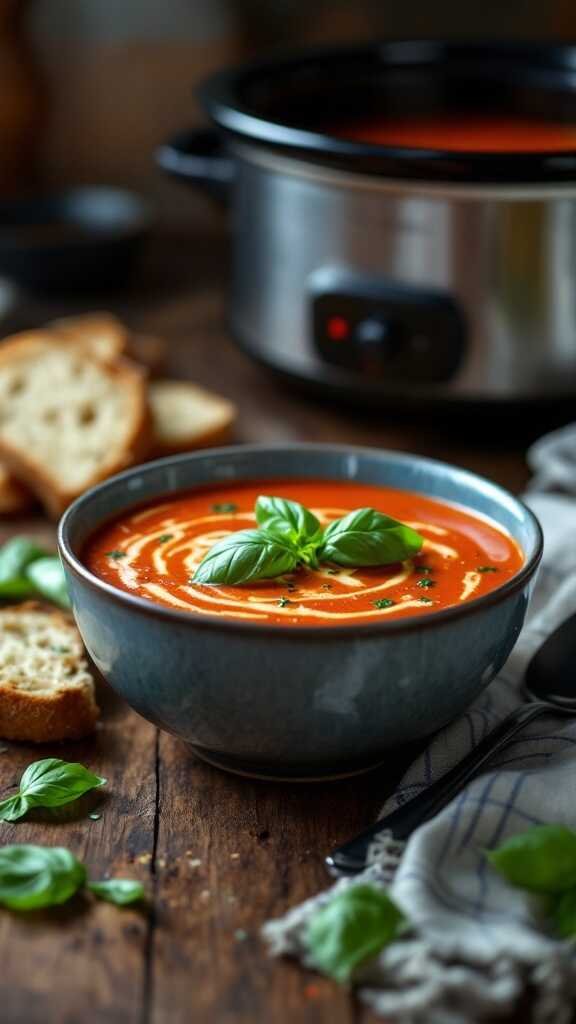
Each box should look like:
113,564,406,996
326,610,576,877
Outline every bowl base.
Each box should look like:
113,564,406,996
189,745,387,782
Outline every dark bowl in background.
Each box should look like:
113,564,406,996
0,186,153,292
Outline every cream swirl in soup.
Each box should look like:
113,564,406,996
85,479,523,626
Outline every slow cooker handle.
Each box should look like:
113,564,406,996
155,128,235,202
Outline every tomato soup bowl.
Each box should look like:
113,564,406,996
58,444,542,781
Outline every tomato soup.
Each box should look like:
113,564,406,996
85,479,523,627
328,115,576,153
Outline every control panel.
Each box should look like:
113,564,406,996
310,270,466,383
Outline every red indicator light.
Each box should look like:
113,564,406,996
326,315,350,341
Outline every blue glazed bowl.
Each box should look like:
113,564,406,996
58,445,543,781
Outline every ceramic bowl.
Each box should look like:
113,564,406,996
58,445,542,781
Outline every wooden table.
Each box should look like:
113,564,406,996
0,226,542,1024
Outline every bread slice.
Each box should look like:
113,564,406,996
0,462,34,516
48,312,127,365
0,333,152,517
0,602,98,742
149,380,236,456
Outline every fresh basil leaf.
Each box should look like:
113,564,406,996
256,495,322,551
0,759,105,822
25,557,71,609
193,529,300,585
88,879,145,906
549,887,576,939
319,508,423,568
0,537,47,583
0,578,36,600
487,825,576,893
0,795,30,823
0,845,86,910
306,883,406,983
19,759,106,809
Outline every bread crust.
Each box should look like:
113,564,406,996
0,463,35,515
48,312,128,364
0,602,99,742
150,380,236,457
0,335,152,517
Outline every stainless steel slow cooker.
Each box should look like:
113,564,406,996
158,41,576,406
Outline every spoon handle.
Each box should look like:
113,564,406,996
327,701,569,876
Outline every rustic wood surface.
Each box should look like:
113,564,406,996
0,224,556,1024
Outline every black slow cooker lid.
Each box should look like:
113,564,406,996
199,40,576,183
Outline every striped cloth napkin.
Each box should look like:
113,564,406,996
264,423,576,1024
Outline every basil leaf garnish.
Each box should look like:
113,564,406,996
193,497,424,586
25,557,71,609
0,759,106,822
193,529,300,585
256,495,322,551
88,879,145,906
0,845,86,910
306,883,405,983
487,825,576,893
319,508,423,568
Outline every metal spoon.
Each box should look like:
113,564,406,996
326,610,576,877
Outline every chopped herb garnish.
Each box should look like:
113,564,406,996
327,569,339,576
373,598,395,609
51,646,70,654
211,502,238,514
477,565,498,573
106,550,126,560
418,596,433,605
277,596,292,608
416,578,436,589
157,534,174,544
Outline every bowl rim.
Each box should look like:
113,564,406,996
58,443,543,639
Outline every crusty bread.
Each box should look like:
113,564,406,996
49,312,127,365
0,333,152,517
0,602,98,742
0,462,34,516
149,380,236,456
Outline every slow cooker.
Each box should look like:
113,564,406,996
158,40,576,406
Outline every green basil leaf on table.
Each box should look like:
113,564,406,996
0,759,106,823
0,796,30,823
0,537,47,599
0,577,37,600
88,879,145,906
487,825,576,893
548,886,576,939
319,508,423,568
305,883,406,984
193,529,300,585
0,537,47,582
25,556,71,609
256,495,322,552
0,845,86,910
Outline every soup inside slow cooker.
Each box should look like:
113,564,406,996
327,114,576,153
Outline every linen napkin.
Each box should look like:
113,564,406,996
264,423,576,1024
